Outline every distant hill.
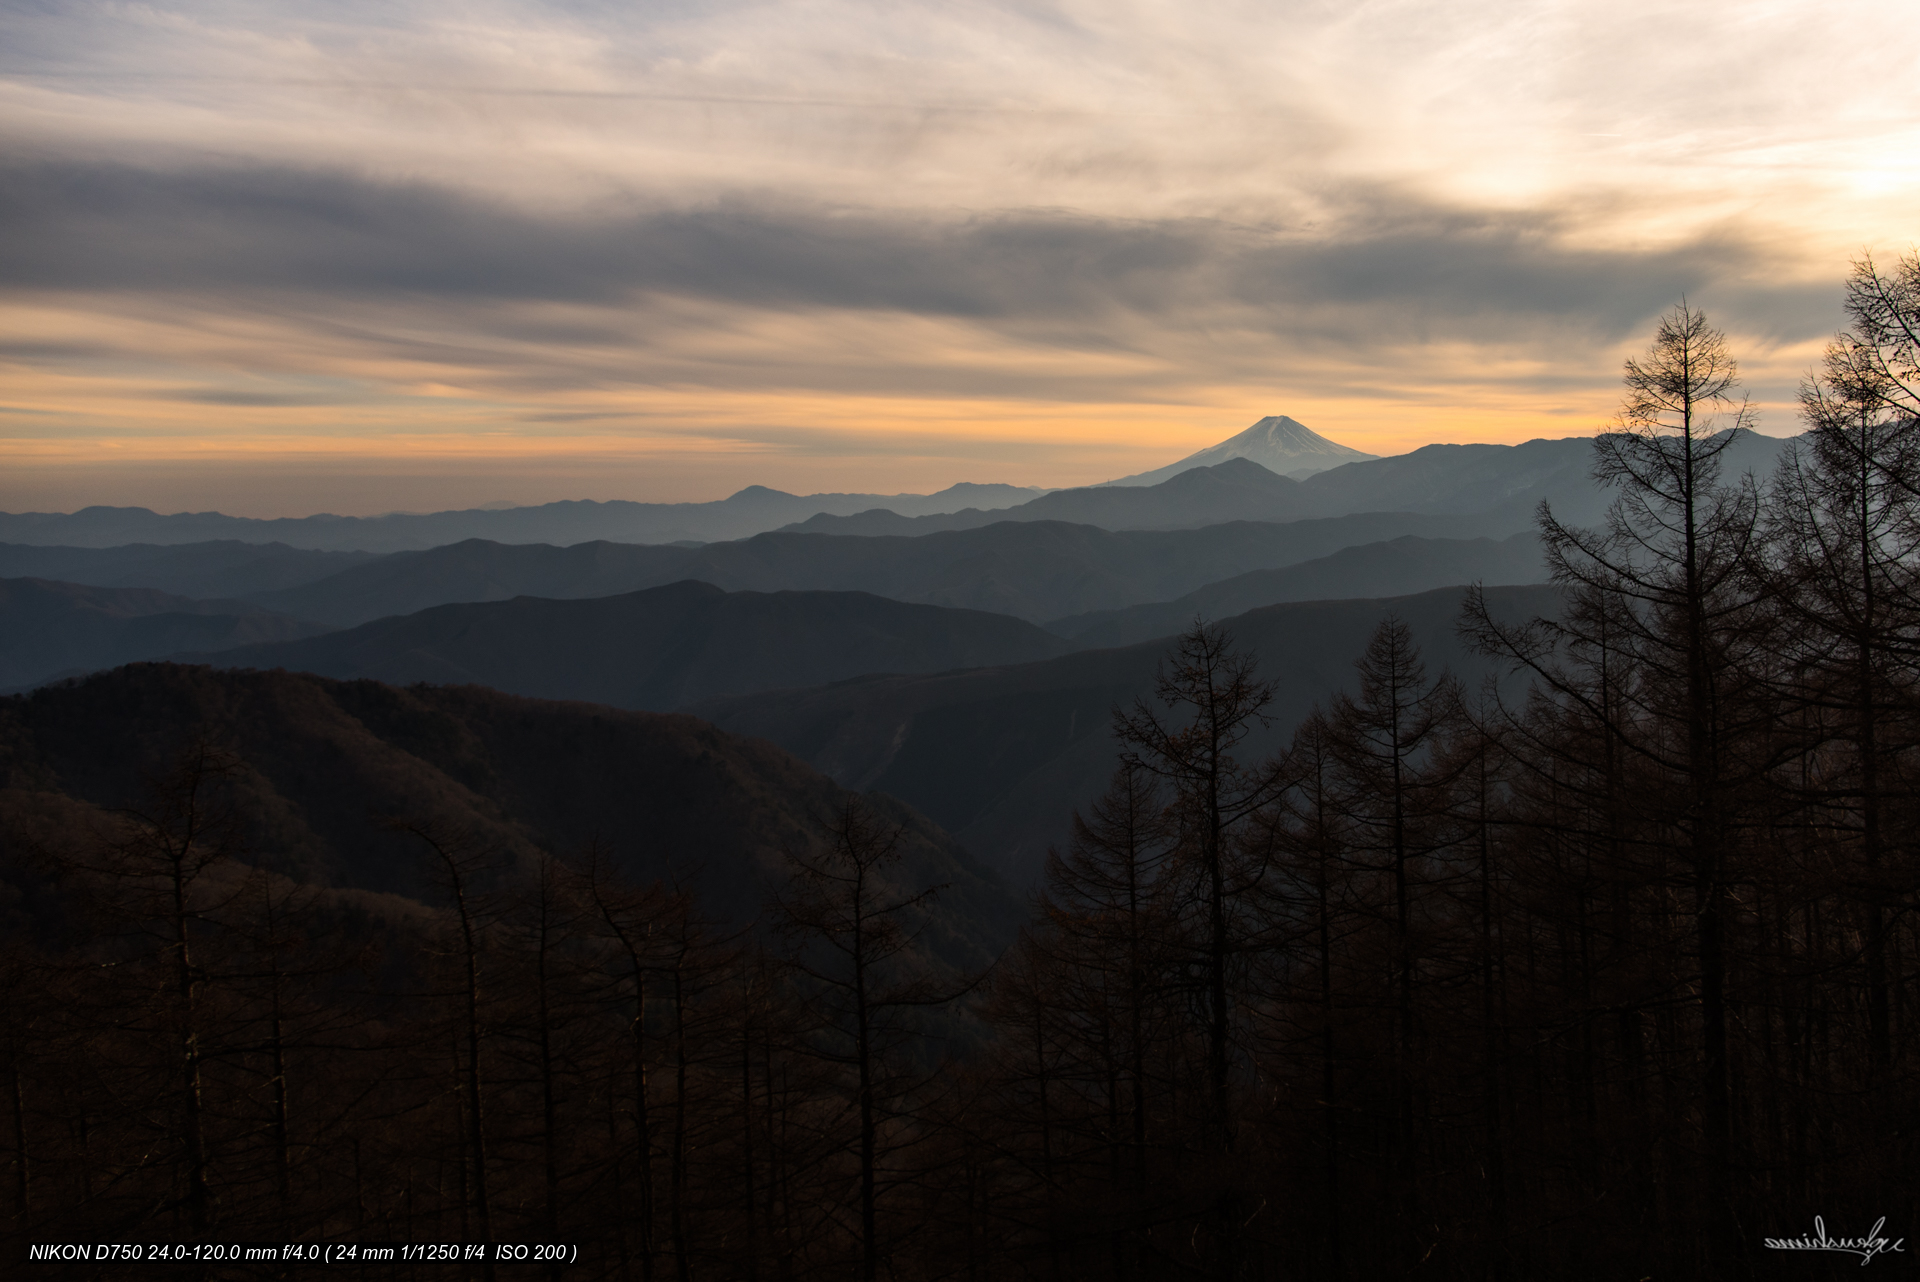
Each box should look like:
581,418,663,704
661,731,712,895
189,581,1078,710
1103,415,1378,486
1047,532,1546,647
0,540,380,598
253,512,1520,627
0,664,1020,958
691,583,1562,885
248,539,693,626
0,578,331,692
0,481,1052,552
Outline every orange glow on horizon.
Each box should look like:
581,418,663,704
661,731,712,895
0,0,1889,517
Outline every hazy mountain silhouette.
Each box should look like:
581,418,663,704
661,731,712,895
4,431,1793,557
1102,415,1378,486
0,577,331,692
0,481,1051,552
691,584,1560,885
1299,427,1792,528
1046,532,1545,646
783,458,1315,534
0,540,380,598
782,430,1794,537
0,664,1020,957
186,581,1077,710
252,512,1518,627
248,539,692,626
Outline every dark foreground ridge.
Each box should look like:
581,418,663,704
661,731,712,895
0,662,1017,946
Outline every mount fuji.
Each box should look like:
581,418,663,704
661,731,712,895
1104,415,1378,486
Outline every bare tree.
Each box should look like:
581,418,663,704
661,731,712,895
396,821,501,1272
1822,251,1920,433
1323,618,1457,1272
1041,762,1173,1222
79,742,248,1241
1111,620,1281,1279
1467,301,1774,1272
774,797,966,1282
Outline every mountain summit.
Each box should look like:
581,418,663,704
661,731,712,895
1104,415,1378,487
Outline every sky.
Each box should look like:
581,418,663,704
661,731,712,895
3,0,1919,516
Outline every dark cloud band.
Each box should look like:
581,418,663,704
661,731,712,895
0,156,1822,346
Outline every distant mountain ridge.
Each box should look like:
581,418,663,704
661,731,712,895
6,428,1797,556
22,531,1552,701
185,580,1078,710
1103,415,1378,486
786,430,1793,537
0,540,380,598
0,481,1052,552
786,458,1310,535
1045,532,1546,647
244,511,1521,627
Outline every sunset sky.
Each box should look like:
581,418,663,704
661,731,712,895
4,0,1918,516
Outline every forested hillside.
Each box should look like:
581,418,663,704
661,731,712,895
695,583,1558,882
0,665,1017,1274
1045,532,1545,646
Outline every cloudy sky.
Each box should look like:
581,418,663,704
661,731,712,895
4,0,1918,515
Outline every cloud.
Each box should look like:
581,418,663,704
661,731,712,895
2,0,1910,508
0,157,1811,343
0,151,1843,477
159,387,356,407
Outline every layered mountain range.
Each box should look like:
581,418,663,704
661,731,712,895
0,481,1052,551
3,418,1804,893
2,420,1791,553
178,580,1080,711
0,577,330,691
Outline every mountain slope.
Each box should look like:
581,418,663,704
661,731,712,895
255,512,1522,627
692,584,1561,885
0,664,1020,959
1047,532,1545,647
966,457,1314,529
0,540,381,598
247,538,694,626
1104,415,1378,486
191,580,1079,710
0,577,332,691
1296,427,1793,528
